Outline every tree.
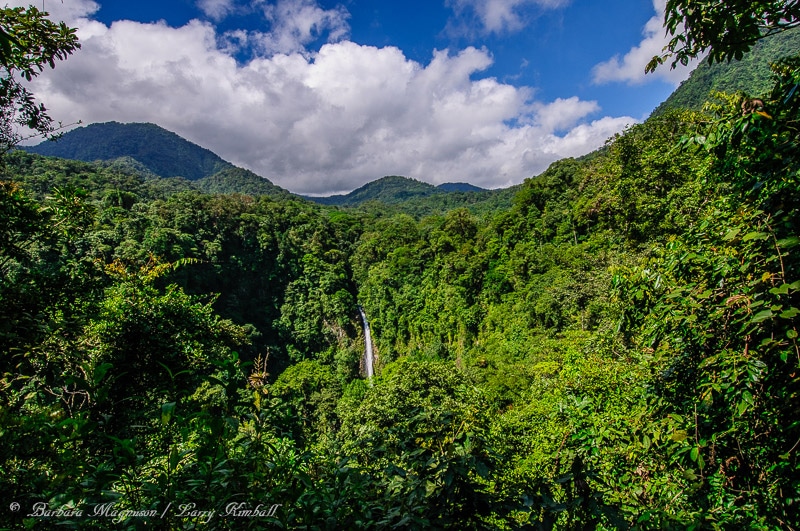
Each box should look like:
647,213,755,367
620,14,800,523
338,359,498,528
0,5,79,154
648,0,800,71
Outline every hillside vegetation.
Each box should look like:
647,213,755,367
1,3,799,529
24,122,233,180
24,125,516,216
653,25,800,115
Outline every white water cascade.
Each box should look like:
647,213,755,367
358,306,374,380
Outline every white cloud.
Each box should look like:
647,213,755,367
591,0,697,86
25,2,635,195
197,0,236,21
4,0,107,40
251,0,350,55
447,0,570,34
21,0,100,23
533,97,600,133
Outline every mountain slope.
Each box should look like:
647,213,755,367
21,121,296,199
652,26,800,115
305,175,512,218
309,176,439,206
24,122,232,181
437,182,486,193
196,167,294,200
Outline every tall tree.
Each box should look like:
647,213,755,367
648,0,800,71
0,5,79,155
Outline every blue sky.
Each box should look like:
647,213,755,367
21,0,695,194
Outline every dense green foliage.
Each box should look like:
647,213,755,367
2,4,800,529
309,175,517,219
648,0,800,70
653,26,800,116
194,166,295,200
346,184,520,221
0,5,79,153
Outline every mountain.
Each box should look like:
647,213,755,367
652,26,800,116
364,184,519,219
195,166,293,199
308,176,490,207
309,176,439,206
436,182,486,193
305,175,512,218
22,121,294,199
24,121,232,181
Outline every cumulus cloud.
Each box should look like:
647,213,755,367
447,0,570,34
21,0,100,23
4,0,107,40
197,0,236,21
250,0,350,56
591,0,697,85
23,1,634,194
533,97,599,133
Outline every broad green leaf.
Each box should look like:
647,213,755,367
770,284,791,295
161,401,176,426
777,236,800,248
751,309,774,323
737,399,748,416
722,228,740,241
780,307,799,319
742,231,768,241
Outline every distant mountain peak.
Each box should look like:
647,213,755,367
305,176,491,207
437,182,486,193
21,121,294,199
308,176,438,206
24,121,232,181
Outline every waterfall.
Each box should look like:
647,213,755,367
358,306,374,380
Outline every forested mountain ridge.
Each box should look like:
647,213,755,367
308,176,489,206
2,2,800,529
309,175,438,205
436,182,485,192
23,124,506,212
194,166,296,200
21,122,298,200
307,174,513,218
24,121,234,180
